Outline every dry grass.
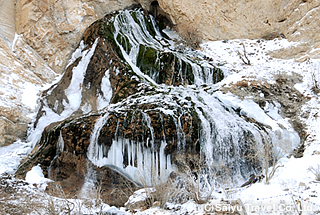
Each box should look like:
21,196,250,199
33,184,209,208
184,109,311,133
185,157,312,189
311,68,320,94
307,164,320,181
0,174,112,215
236,43,251,65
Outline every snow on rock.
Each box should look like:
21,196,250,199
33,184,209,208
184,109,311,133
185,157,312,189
0,34,58,147
214,91,282,131
97,69,113,110
27,38,99,148
125,188,156,209
25,165,53,190
0,140,31,175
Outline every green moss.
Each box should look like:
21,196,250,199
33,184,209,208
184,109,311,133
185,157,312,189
117,34,132,54
144,15,156,38
130,11,139,23
137,45,160,81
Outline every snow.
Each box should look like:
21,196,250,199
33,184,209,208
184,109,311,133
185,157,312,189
97,69,112,110
66,40,86,68
64,39,97,110
21,82,39,110
25,165,53,190
214,91,281,131
0,141,31,175
125,188,156,206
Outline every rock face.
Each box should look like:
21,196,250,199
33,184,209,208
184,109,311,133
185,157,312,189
11,0,320,77
16,0,136,73
150,0,319,42
0,34,57,147
0,0,15,42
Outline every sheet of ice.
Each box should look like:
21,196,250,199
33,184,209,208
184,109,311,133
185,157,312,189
112,9,220,87
113,10,160,85
88,136,174,185
214,92,279,130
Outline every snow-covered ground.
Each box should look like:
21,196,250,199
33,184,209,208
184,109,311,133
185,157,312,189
1,37,320,214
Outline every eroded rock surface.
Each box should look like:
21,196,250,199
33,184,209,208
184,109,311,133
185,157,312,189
0,34,57,147
16,0,136,73
0,0,15,42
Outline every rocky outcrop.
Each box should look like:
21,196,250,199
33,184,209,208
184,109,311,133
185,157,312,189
15,8,209,205
16,8,302,207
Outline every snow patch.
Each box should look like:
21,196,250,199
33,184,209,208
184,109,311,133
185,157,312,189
25,165,53,190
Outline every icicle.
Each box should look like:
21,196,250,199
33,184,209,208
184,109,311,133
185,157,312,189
87,113,109,162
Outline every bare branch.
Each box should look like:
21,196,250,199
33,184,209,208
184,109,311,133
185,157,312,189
236,43,251,65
